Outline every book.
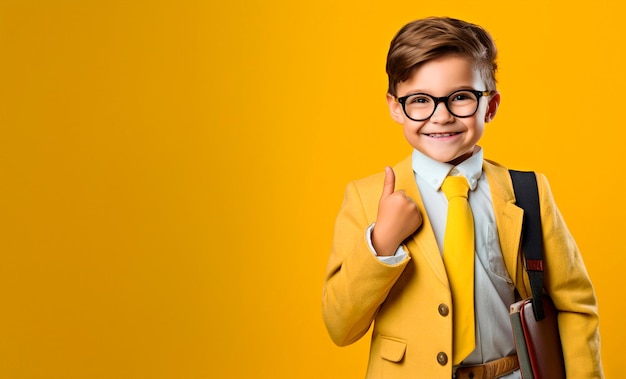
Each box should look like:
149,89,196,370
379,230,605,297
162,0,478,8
510,295,565,379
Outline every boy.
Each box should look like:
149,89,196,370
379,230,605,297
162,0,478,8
322,17,603,379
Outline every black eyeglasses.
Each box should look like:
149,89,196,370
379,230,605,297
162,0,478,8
396,89,491,122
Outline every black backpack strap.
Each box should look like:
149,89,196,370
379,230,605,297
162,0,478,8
509,170,546,321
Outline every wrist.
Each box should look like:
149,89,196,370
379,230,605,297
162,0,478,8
371,227,399,256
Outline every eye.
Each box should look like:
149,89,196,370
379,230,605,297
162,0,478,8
450,91,476,102
408,95,430,104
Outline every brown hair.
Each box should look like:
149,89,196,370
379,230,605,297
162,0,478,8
386,17,498,96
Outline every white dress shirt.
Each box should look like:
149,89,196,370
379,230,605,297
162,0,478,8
367,147,520,378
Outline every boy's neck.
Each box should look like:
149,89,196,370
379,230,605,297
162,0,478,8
446,146,479,167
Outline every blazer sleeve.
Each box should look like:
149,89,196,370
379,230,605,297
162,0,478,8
537,173,604,378
322,179,410,346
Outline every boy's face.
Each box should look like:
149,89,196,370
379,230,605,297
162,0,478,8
387,55,500,165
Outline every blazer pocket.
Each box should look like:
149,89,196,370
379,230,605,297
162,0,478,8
380,336,406,363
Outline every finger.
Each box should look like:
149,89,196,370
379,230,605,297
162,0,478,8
395,190,416,205
381,166,396,199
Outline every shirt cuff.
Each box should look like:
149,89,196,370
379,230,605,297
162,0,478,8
366,223,408,265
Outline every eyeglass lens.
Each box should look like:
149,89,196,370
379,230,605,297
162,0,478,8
403,90,480,121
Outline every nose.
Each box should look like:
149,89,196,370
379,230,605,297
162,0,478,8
430,100,454,123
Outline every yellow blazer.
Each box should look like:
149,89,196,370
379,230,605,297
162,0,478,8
322,156,603,378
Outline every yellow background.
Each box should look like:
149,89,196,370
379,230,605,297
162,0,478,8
0,0,623,378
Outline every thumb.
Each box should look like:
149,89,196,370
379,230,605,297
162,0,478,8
381,166,396,199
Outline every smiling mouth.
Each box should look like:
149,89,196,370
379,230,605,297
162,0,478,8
424,132,461,138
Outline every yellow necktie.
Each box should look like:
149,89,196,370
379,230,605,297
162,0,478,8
441,175,475,365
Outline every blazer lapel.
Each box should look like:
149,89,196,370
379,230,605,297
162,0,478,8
390,157,527,291
483,160,528,298
394,156,449,285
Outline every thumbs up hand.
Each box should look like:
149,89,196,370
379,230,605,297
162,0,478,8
371,167,422,256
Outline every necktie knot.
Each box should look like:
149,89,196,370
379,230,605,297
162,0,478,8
442,176,470,201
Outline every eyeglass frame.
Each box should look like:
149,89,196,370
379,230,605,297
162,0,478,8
395,89,492,122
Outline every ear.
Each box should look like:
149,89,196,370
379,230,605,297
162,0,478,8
484,91,501,123
386,93,405,124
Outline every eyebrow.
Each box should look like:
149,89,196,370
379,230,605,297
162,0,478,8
400,87,477,97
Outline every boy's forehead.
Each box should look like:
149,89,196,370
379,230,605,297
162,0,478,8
399,55,486,94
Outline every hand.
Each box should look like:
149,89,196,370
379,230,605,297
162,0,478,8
371,167,422,256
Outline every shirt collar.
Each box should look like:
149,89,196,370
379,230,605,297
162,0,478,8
411,147,484,192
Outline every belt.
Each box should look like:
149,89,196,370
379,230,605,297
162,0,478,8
453,355,519,379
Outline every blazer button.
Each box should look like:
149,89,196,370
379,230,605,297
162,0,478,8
438,303,449,316
437,352,448,366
